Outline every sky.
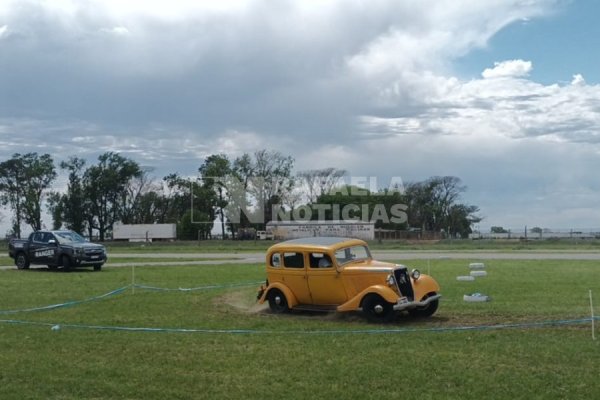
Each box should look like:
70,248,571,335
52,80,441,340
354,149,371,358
1,0,599,232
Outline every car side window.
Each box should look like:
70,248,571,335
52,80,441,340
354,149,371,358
270,253,281,268
309,253,332,268
32,232,44,243
283,252,304,268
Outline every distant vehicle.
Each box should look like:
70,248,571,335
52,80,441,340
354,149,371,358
8,230,107,271
256,237,441,322
256,230,274,240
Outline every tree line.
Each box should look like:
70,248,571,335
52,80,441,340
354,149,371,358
0,151,481,240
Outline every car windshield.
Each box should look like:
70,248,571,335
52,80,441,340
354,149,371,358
54,231,87,244
334,245,371,266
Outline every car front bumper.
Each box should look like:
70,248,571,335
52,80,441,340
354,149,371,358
393,294,441,311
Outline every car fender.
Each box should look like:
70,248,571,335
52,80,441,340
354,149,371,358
258,282,299,308
412,274,441,301
337,285,399,312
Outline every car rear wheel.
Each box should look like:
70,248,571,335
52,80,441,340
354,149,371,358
267,289,289,314
15,253,30,270
362,294,394,323
408,293,439,318
93,264,102,271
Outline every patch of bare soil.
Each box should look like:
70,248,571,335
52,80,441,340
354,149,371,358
213,289,268,314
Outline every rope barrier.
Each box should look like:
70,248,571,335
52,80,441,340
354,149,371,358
0,286,129,314
1,281,598,335
0,281,261,314
1,316,598,335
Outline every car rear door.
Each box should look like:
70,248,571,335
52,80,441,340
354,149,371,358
281,251,312,304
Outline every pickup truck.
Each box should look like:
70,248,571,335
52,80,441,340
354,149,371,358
8,230,107,271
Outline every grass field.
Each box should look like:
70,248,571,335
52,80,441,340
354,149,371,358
1,257,599,399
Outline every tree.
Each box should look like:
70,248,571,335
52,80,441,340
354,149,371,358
199,154,232,239
0,157,25,237
83,152,142,241
56,157,87,233
404,176,480,237
249,150,294,227
0,153,56,235
297,168,346,203
160,173,217,239
46,192,64,230
120,167,160,224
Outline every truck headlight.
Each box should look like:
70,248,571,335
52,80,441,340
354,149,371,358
411,269,421,280
386,274,396,286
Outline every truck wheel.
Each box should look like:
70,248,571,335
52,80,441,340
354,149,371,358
267,289,289,314
362,294,394,323
62,256,73,272
15,253,30,270
93,264,102,271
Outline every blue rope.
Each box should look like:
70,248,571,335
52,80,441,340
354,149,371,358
0,281,261,314
0,316,597,335
134,281,263,292
0,286,129,314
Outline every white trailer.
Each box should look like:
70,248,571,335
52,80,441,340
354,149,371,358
113,223,177,242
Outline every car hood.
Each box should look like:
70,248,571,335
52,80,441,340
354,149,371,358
342,259,401,273
63,242,105,250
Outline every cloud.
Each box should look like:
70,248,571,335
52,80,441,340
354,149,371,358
571,73,586,86
2,0,600,230
482,59,533,79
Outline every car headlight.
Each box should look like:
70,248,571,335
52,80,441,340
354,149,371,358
411,269,421,280
386,274,396,286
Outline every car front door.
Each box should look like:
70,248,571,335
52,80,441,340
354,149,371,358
29,232,55,264
307,252,347,305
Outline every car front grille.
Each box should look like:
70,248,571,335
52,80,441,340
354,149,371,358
394,267,414,301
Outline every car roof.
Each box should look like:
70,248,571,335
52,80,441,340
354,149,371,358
267,237,368,252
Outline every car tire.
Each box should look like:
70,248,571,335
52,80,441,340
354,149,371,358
362,293,394,323
267,289,289,314
408,294,439,318
93,264,102,271
15,253,30,270
62,256,73,272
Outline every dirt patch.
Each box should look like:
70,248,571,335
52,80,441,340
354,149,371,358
213,289,268,314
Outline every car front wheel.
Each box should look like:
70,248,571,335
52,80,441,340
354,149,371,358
408,293,439,318
267,289,289,314
362,294,394,323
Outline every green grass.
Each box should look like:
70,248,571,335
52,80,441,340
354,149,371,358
1,259,599,399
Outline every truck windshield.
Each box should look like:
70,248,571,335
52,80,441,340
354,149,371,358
54,231,86,244
334,245,371,266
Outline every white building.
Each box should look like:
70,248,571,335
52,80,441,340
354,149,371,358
266,220,375,241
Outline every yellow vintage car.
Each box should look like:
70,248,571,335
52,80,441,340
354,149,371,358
256,237,441,322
